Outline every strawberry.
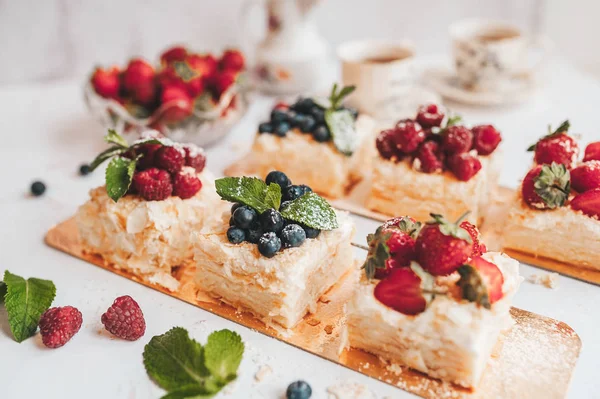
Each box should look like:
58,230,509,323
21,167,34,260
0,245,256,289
374,265,434,316
583,142,600,162
160,85,193,123
528,120,579,168
123,58,155,95
460,221,487,257
415,213,473,276
571,161,600,193
186,54,218,78
521,163,571,209
91,66,121,99
457,257,504,308
160,46,188,66
208,70,237,99
219,49,245,72
273,101,289,110
570,188,600,218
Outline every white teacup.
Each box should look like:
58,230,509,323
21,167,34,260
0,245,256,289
450,19,549,92
338,40,415,118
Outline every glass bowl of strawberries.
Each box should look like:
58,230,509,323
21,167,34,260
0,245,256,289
84,46,248,147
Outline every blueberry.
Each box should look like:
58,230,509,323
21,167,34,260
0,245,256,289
270,109,288,123
290,113,307,129
303,225,321,239
30,181,46,197
310,106,325,124
259,122,273,134
312,125,331,142
283,185,304,201
266,171,291,189
259,208,284,233
297,184,312,195
229,216,236,226
233,206,257,229
298,115,316,133
291,98,315,114
281,224,306,248
279,200,292,211
274,122,290,137
286,380,312,399
258,232,281,258
231,202,243,213
79,164,92,176
227,227,245,244
246,228,263,244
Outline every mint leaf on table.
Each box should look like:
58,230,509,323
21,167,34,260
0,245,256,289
325,109,358,156
105,129,129,148
0,281,6,304
215,177,282,214
105,157,137,202
3,271,56,343
280,192,339,230
143,327,244,398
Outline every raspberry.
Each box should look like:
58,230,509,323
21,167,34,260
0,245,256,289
416,104,444,128
386,230,416,267
132,168,173,201
392,119,425,154
583,142,600,162
173,170,203,199
39,306,83,348
376,129,400,160
155,146,184,174
448,152,482,181
184,146,207,173
441,125,473,154
416,141,444,173
472,124,502,155
571,161,600,193
101,295,146,341
135,143,161,170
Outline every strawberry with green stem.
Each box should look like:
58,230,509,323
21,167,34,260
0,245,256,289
457,256,504,309
528,120,579,168
521,163,571,209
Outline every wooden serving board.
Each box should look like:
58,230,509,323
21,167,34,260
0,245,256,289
46,218,581,399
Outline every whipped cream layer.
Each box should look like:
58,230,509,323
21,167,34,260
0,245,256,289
346,252,521,388
193,211,355,329
76,169,223,291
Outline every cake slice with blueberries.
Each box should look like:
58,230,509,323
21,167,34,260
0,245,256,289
228,84,376,198
76,130,223,291
193,170,355,329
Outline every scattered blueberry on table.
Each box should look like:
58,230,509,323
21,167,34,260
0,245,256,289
30,181,46,196
286,380,312,399
79,164,92,176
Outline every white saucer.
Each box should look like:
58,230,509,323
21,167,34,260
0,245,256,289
422,67,536,106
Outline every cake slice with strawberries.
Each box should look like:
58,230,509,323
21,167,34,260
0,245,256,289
227,84,376,198
504,121,600,269
76,130,223,291
367,104,502,224
346,214,521,388
193,170,355,329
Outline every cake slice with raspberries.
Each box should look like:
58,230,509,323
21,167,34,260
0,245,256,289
76,130,223,291
504,121,600,269
345,214,521,389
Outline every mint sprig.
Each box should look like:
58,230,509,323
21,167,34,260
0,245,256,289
3,271,56,343
279,192,338,230
143,327,244,398
105,157,138,202
105,128,129,148
215,177,282,214
323,84,358,156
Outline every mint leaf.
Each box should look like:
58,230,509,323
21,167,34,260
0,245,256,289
325,109,358,156
204,330,244,384
280,192,338,230
3,271,56,342
161,386,216,399
89,145,128,171
0,281,6,304
215,177,281,214
105,157,136,202
263,183,282,211
105,129,129,148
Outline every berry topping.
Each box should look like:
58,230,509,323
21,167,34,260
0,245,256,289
183,146,206,173
274,122,291,137
415,213,473,276
91,66,121,99
286,380,312,399
245,228,263,244
472,124,502,155
583,142,600,162
101,295,146,341
79,164,92,176
259,208,285,233
374,265,434,316
392,119,426,154
160,46,187,65
416,140,444,173
521,163,570,209
281,224,307,248
460,221,487,257
271,109,288,123
382,215,418,230
273,101,289,110
298,115,317,133
283,185,304,201
448,152,482,181
172,170,202,199
312,125,331,142
310,106,325,124
132,168,173,201
416,104,445,128
441,125,473,154
457,257,504,309
219,49,245,72
376,129,399,160
154,146,184,174
135,143,162,170
258,232,281,258
227,227,246,244
302,225,321,239
31,181,46,197
39,306,83,348
291,98,316,114
232,205,258,229
259,122,274,134
265,170,291,190
528,120,578,168
571,161,600,193
570,188,600,218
